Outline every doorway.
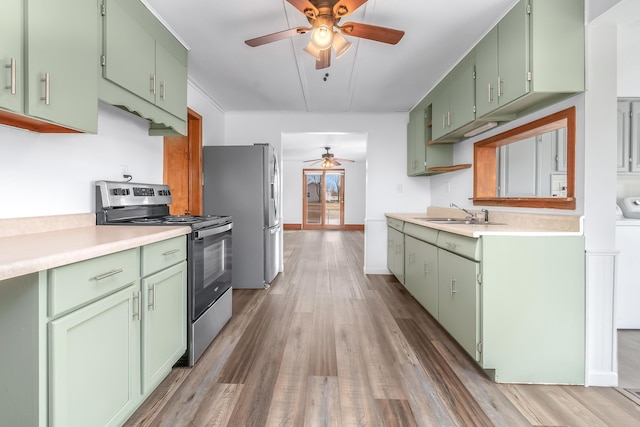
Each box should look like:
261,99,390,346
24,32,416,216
303,169,345,229
163,108,203,216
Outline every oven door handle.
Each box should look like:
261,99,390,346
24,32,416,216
194,222,232,239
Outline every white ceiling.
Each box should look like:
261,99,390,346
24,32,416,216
143,0,519,159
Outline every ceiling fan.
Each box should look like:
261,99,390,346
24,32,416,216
304,146,355,168
245,0,405,69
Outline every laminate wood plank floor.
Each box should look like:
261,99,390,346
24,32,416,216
125,230,640,427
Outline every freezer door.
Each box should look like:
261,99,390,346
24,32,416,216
265,224,280,284
268,147,280,227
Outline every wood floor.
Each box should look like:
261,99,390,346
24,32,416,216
125,230,640,427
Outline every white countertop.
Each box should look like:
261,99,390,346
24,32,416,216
386,208,584,238
0,224,190,281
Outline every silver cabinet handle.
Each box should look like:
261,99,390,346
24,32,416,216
41,73,50,105
442,114,446,129
450,278,457,296
497,76,503,98
93,268,123,281
133,291,141,320
445,241,457,250
150,73,156,95
423,262,429,275
487,83,493,103
447,111,451,127
162,249,180,256
148,283,156,310
5,59,16,94
160,81,166,100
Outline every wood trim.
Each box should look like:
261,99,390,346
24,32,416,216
0,110,82,133
302,169,346,230
283,224,302,230
187,108,203,216
472,107,576,210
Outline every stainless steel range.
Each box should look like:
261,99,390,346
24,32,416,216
95,180,232,366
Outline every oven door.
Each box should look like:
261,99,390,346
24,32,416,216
190,223,232,321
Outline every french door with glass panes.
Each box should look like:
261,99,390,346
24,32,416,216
303,169,345,229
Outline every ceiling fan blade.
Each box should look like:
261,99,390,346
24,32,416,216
340,22,405,45
304,158,322,162
335,158,355,162
332,160,342,166
316,49,331,69
286,0,318,16
245,27,310,47
333,0,368,17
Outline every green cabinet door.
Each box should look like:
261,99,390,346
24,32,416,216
404,236,439,318
497,0,529,107
431,80,450,141
0,0,22,114
141,261,187,394
475,27,498,118
448,54,476,132
387,226,404,284
103,0,156,104
25,0,97,132
155,42,188,120
49,284,140,427
437,249,480,361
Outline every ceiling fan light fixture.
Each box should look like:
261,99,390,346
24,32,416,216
311,25,334,50
321,158,334,168
332,32,352,58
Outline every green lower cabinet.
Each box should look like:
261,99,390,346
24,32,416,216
141,261,187,394
387,226,405,284
404,236,439,318
437,249,481,362
48,284,140,427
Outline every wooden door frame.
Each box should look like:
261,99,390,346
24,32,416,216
302,168,345,230
163,108,203,215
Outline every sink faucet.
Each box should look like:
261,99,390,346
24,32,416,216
450,203,477,221
481,208,489,223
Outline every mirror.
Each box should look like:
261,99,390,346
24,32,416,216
473,107,576,209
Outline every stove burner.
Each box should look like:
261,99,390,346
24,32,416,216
130,218,163,224
164,215,196,223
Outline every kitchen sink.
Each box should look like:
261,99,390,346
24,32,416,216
412,217,505,225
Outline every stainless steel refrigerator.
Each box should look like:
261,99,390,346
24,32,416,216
202,143,281,289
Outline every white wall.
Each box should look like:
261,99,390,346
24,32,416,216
224,112,431,274
282,159,366,225
0,102,164,219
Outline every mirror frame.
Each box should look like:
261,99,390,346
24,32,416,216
472,106,576,210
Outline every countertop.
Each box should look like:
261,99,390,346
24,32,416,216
386,208,584,238
0,217,190,281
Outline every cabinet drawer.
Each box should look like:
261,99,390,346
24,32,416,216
141,236,186,277
387,217,404,232
48,248,139,317
437,231,481,261
404,223,439,245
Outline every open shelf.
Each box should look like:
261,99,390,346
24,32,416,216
426,163,472,173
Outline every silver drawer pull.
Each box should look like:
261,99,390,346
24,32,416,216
445,241,457,250
148,283,156,310
41,73,50,105
162,249,180,256
6,59,16,94
450,278,457,296
133,291,141,320
93,268,123,281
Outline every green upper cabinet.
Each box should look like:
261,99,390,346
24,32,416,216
155,43,188,119
0,0,22,114
407,100,454,176
432,53,476,141
101,0,188,135
0,0,97,133
475,0,584,122
25,0,98,132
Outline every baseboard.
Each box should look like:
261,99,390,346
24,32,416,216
283,224,364,231
586,371,618,387
344,224,364,231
